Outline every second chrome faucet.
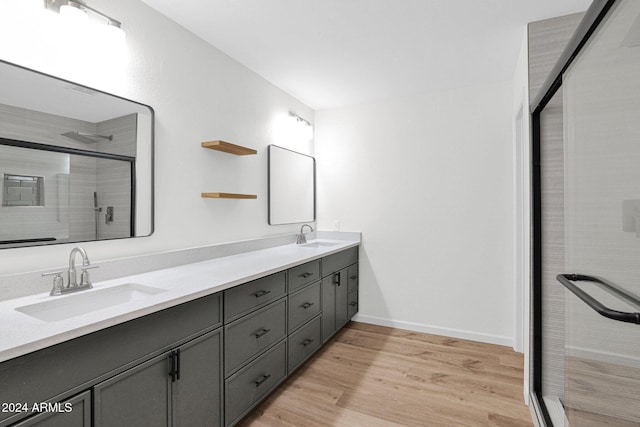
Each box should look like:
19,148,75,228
296,224,314,244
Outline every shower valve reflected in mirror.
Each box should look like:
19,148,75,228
0,60,154,249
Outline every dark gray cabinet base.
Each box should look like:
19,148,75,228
2,246,359,427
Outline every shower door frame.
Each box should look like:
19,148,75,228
0,137,137,241
530,0,618,425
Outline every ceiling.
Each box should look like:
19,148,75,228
139,0,592,110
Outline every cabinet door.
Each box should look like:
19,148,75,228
173,329,223,427
322,268,348,342
321,275,336,343
94,353,170,427
11,391,91,427
335,268,349,329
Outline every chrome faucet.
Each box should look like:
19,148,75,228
42,247,98,296
296,224,314,244
68,247,93,288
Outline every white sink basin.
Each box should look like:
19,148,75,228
300,241,340,248
15,283,166,322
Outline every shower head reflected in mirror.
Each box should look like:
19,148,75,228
61,131,113,144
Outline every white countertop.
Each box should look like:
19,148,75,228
0,237,359,363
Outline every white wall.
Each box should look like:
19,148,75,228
0,0,313,275
512,27,531,402
316,80,515,345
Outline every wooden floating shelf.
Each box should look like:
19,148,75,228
201,140,257,156
201,193,257,199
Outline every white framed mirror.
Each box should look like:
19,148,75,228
268,145,315,225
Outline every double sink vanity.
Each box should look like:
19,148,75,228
0,232,360,426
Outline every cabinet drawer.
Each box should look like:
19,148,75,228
224,299,286,376
348,290,359,319
225,340,286,427
288,260,321,292
288,281,321,333
288,316,321,374
347,263,359,293
322,247,358,277
224,272,286,322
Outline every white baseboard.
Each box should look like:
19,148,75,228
353,314,513,347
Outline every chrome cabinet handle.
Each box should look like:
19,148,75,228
300,272,313,278
301,302,315,309
333,272,341,285
302,338,314,347
557,274,640,324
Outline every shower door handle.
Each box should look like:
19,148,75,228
556,274,640,325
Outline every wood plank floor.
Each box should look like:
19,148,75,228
239,322,533,427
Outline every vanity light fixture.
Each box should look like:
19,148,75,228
288,111,311,128
44,0,125,41
288,111,314,141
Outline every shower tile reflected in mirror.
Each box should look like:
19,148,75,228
0,146,70,245
0,143,133,246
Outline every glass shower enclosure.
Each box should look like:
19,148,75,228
532,0,640,425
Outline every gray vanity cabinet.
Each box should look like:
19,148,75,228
2,246,359,427
93,328,223,427
10,391,91,427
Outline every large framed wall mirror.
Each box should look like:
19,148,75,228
268,145,315,225
0,60,154,248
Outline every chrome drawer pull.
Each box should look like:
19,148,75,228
300,272,313,278
253,289,271,298
302,338,314,347
350,301,358,307
254,328,271,339
333,272,341,285
255,374,271,387
301,302,315,309
350,275,358,280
